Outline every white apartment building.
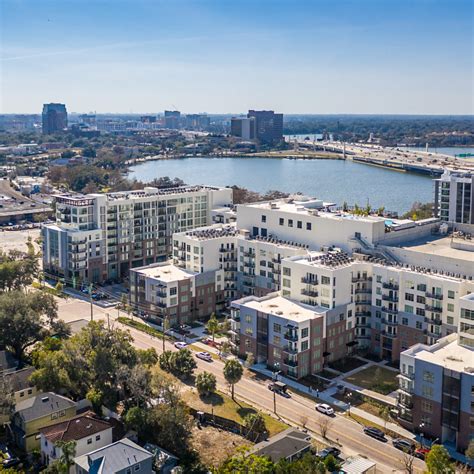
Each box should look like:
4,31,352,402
42,185,232,283
434,170,474,227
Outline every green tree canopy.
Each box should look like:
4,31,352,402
195,371,217,397
425,445,454,474
223,359,243,400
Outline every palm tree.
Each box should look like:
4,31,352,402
223,358,243,400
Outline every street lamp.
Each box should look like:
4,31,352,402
419,422,425,448
346,391,353,416
273,362,281,414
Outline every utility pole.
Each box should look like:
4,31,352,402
106,313,110,330
89,283,93,321
162,316,169,353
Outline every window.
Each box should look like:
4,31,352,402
404,305,414,314
416,295,425,304
448,290,455,299
302,328,309,338
135,465,141,472
95,435,101,441
297,221,302,229
283,278,291,288
245,315,252,323
273,348,281,359
376,299,382,307
402,317,408,326
421,415,432,428
417,283,427,292
321,276,331,285
283,267,291,276
87,438,92,445
423,371,434,383
20,391,24,397
306,222,312,231
273,323,281,333
261,215,266,223
422,385,434,398
301,340,309,351
126,469,132,474
273,335,281,345
447,316,454,325
416,307,425,317
288,219,293,228
405,293,414,301
447,303,454,312
416,321,422,330
169,287,177,296
376,275,382,283
279,218,284,226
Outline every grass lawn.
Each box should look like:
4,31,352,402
327,357,367,373
183,390,288,437
344,365,398,395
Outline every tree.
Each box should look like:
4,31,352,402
324,454,340,472
159,349,196,379
243,412,267,442
378,405,390,430
195,371,216,397
400,449,415,474
466,439,474,462
206,313,220,343
425,445,454,474
55,281,64,295
0,290,60,362
137,348,158,366
43,440,76,473
223,359,243,400
123,406,147,432
317,415,333,439
0,239,39,291
245,352,255,369
216,447,275,473
0,374,14,420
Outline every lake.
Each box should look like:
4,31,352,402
128,157,435,213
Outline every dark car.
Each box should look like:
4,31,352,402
267,381,290,398
363,426,387,442
316,447,341,459
392,438,415,452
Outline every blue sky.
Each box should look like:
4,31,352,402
1,0,472,114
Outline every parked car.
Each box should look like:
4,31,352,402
196,352,213,362
392,438,415,452
268,381,290,398
316,447,341,460
315,403,334,416
363,426,387,442
414,447,430,460
174,342,188,350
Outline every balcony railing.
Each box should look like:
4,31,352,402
382,306,398,314
426,292,443,300
381,318,398,326
301,277,318,285
283,358,298,367
282,345,298,355
382,294,399,303
355,311,371,317
301,289,318,297
284,332,298,342
352,276,372,283
426,305,442,313
355,288,371,294
383,282,399,290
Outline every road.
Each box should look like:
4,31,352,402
56,297,425,473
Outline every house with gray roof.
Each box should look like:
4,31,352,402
74,438,153,474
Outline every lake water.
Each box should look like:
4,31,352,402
129,157,435,213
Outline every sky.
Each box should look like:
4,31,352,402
1,0,473,114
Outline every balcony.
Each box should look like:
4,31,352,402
398,372,415,381
156,291,167,298
282,345,298,355
301,277,318,285
301,289,318,297
283,358,298,367
355,299,372,305
426,292,443,300
383,282,399,290
381,318,398,326
156,302,167,308
355,311,371,317
381,330,397,339
355,288,371,294
302,299,318,307
426,305,442,313
382,294,399,303
243,250,255,257
284,332,298,342
352,276,372,283
382,306,398,314
398,385,414,395
397,397,414,409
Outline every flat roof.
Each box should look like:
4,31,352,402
134,263,196,282
242,294,323,322
406,335,474,373
242,200,385,223
397,235,474,264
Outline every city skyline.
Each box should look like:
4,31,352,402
2,0,473,115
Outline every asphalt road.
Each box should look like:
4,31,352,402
56,297,425,473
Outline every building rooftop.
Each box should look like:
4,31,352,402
237,293,323,322
251,428,312,462
182,224,237,240
134,263,196,282
15,392,76,422
41,413,112,443
4,367,35,392
288,250,355,269
403,334,474,374
242,199,386,223
74,438,152,473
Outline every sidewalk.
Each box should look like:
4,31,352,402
251,364,414,440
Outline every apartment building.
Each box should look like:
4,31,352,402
397,293,474,452
230,292,355,379
129,262,221,326
247,110,283,144
42,185,232,283
434,170,474,226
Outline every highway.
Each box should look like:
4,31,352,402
55,297,425,473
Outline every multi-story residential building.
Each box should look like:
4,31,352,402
247,110,283,144
11,392,77,452
185,114,211,131
42,103,68,135
40,413,113,466
42,185,232,283
434,171,474,227
129,262,222,326
230,117,256,141
230,292,356,378
397,293,474,453
74,438,153,474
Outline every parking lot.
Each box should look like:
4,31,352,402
0,227,41,252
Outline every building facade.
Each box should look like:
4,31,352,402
247,110,283,144
230,117,256,141
42,186,232,283
42,103,68,135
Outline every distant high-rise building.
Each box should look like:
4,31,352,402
42,103,68,134
247,110,283,144
140,116,157,123
185,114,211,131
230,117,256,141
79,114,96,127
164,110,181,129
